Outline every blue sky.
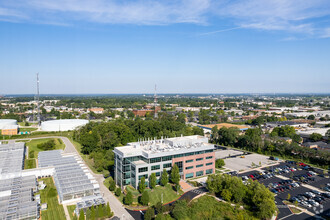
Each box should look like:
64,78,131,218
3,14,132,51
0,0,330,94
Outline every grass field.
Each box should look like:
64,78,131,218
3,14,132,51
24,158,36,169
67,205,76,220
19,127,38,132
123,184,182,207
40,177,66,220
26,138,65,159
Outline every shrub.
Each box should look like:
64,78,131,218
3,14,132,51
115,188,121,197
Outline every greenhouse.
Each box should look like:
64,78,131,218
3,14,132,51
0,142,25,176
0,175,39,220
38,150,100,203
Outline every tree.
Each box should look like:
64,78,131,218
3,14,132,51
139,176,146,193
170,164,180,185
140,191,149,206
149,173,157,189
160,169,168,186
115,187,121,197
90,206,95,220
109,178,116,191
326,129,330,139
155,202,164,215
144,207,155,220
215,159,225,168
307,115,315,120
97,205,104,218
124,191,133,205
105,202,112,217
172,200,189,220
310,133,322,142
221,189,232,201
78,209,85,220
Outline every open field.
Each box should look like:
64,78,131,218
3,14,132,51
67,205,76,220
40,177,66,220
24,158,36,169
19,127,38,132
26,138,65,158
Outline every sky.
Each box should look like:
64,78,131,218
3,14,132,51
0,0,330,94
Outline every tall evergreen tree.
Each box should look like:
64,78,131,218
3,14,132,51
138,176,146,193
78,209,85,220
149,173,157,189
171,164,180,185
160,169,168,186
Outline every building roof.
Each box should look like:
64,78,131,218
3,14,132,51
0,142,25,175
114,135,214,158
199,123,250,130
38,150,97,201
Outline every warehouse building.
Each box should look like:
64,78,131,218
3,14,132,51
41,119,88,132
1,124,19,135
38,150,101,203
113,135,215,189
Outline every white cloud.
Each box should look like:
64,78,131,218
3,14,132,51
0,0,329,38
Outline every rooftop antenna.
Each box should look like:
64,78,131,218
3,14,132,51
154,84,158,118
36,73,41,126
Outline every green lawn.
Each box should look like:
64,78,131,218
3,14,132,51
123,184,183,207
26,138,65,159
24,158,36,169
40,177,66,220
67,205,76,220
19,127,38,132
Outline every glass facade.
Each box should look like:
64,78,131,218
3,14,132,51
206,162,213,166
175,161,183,172
151,165,160,170
150,157,161,163
196,157,203,161
185,173,194,179
163,163,172,168
185,159,193,163
138,167,148,173
206,169,213,174
196,164,203,168
196,171,204,177
206,156,213,159
185,166,193,170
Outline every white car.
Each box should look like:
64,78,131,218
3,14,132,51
301,201,312,208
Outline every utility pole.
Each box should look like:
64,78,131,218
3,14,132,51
36,73,40,126
154,84,158,118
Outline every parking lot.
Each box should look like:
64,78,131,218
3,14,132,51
234,161,330,219
223,153,276,172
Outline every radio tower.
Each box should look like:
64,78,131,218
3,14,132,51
154,84,158,118
36,73,40,126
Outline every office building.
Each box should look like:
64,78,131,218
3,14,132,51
113,135,215,189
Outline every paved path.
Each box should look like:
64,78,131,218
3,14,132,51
13,136,134,220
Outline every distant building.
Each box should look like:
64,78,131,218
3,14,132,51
89,108,104,114
198,123,250,133
113,135,215,189
265,121,308,128
242,115,258,120
1,124,18,135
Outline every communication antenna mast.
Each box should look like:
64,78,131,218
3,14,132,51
154,84,158,118
36,73,40,126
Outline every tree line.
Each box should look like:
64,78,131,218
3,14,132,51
73,114,204,175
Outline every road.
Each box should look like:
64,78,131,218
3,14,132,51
13,136,134,220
